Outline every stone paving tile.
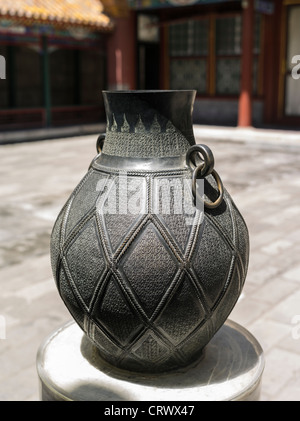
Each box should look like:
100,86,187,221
0,366,40,401
260,347,300,399
279,331,300,355
246,264,280,286
247,319,292,353
229,297,267,327
265,290,300,326
273,375,300,401
249,277,298,306
0,131,299,401
284,265,300,283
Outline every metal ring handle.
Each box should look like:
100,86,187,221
205,170,224,209
192,169,224,209
88,134,106,170
186,144,215,177
96,133,105,153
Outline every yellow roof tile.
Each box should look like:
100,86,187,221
0,0,114,31
101,0,130,18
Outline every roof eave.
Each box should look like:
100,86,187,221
0,12,115,33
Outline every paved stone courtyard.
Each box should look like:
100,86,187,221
0,127,299,401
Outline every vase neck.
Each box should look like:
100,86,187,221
102,91,196,159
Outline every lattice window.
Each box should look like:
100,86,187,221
169,21,208,57
169,19,209,93
216,58,241,95
170,59,207,93
215,16,241,95
168,13,262,97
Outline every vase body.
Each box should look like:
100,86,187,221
50,90,249,373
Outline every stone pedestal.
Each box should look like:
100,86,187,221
36,319,264,401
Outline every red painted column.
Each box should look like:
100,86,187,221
238,0,254,127
107,11,136,90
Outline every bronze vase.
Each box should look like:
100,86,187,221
50,90,249,373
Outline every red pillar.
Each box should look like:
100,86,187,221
238,0,254,127
107,12,136,90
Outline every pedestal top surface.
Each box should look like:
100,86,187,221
36,319,264,401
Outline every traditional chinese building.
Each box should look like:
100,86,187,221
1,0,300,130
0,0,114,129
110,0,300,128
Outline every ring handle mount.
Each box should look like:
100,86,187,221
186,144,224,209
